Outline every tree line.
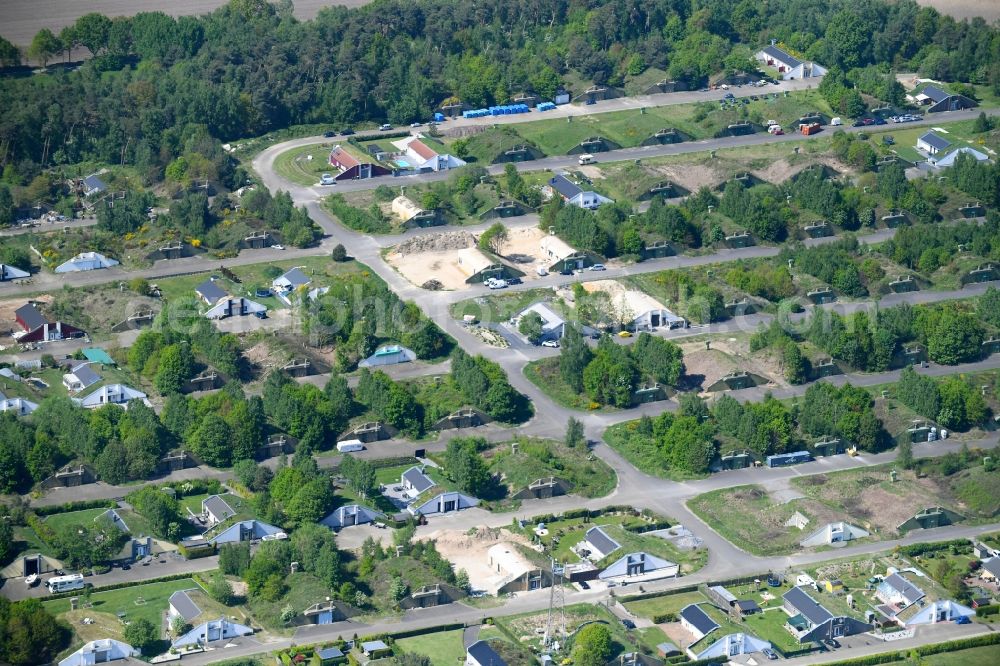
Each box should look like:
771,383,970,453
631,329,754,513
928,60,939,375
2,0,998,187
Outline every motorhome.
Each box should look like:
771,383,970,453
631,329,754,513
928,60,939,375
46,573,85,593
337,439,365,453
578,154,596,165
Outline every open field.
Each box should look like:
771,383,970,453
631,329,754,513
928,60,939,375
922,644,1000,665
916,0,1000,22
1,1,373,47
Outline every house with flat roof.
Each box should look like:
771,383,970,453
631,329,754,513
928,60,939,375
917,131,951,156
168,590,203,623
14,303,85,343
679,604,719,641
171,618,253,649
59,638,140,666
545,174,613,210
581,526,621,560
63,362,101,392
599,552,678,582
0,263,29,281
466,640,507,666
202,495,236,527
916,85,978,113
320,504,384,530
76,384,148,409
755,44,826,80
55,252,119,273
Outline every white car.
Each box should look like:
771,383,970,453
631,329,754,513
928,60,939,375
272,244,285,250
410,122,423,128
589,263,606,271
320,173,335,185
541,340,560,348
379,123,393,131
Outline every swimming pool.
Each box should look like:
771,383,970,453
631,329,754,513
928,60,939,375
394,159,411,168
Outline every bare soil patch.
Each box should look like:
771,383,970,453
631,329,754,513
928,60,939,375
420,527,536,594
650,162,720,192
679,336,783,391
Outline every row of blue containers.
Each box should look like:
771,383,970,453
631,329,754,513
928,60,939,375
462,103,531,118
765,450,813,468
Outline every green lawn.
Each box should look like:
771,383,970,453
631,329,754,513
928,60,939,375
273,142,341,186
743,608,806,654
623,590,707,619
43,578,201,628
44,509,112,533
395,628,467,665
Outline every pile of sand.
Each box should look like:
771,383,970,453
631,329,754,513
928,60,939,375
394,231,477,256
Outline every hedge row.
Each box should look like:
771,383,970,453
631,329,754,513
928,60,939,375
45,571,202,601
178,543,217,559
897,539,971,557
621,584,700,603
33,499,117,516
975,604,998,616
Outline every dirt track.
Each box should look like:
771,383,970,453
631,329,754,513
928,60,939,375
0,1,372,46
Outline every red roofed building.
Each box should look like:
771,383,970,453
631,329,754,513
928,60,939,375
14,303,86,343
329,146,390,181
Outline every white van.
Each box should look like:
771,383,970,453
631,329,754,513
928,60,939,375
336,439,365,453
46,573,85,594
831,117,843,126
578,154,595,165
536,266,549,277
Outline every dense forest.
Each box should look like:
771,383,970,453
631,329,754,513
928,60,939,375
0,0,999,187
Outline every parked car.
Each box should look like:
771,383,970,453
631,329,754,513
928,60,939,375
824,638,840,649
379,123,393,131
271,244,285,250
762,648,778,660
320,173,336,185
340,128,355,135
323,131,336,138
559,268,573,276
541,340,560,348
410,122,422,128
589,263,606,271
618,331,632,338
874,117,887,125
621,619,636,630
507,276,522,285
